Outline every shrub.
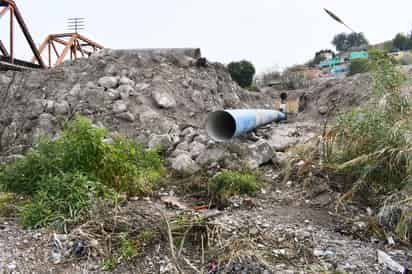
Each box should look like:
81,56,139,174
324,49,411,198
209,171,258,205
96,138,163,197
19,172,114,228
227,60,256,88
0,116,164,228
332,32,368,52
348,59,370,76
392,33,412,51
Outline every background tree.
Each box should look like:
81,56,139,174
332,32,369,52
332,33,348,52
227,60,256,88
393,33,409,50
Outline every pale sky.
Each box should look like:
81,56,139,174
2,0,412,72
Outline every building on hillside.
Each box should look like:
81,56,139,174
349,51,368,61
318,49,368,77
331,64,349,77
319,57,345,69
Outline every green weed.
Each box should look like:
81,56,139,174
0,116,164,229
209,171,258,205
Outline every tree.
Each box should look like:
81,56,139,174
332,33,348,52
227,60,256,88
332,32,369,52
393,33,409,50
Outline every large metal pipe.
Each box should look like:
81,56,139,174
206,109,286,142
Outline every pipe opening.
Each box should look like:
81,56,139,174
206,111,236,142
280,92,288,102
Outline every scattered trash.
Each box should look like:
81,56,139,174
208,260,218,274
377,250,409,273
313,248,335,257
72,241,88,258
387,236,396,246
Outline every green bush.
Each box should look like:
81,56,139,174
19,172,114,228
0,116,164,228
227,60,256,88
0,117,107,196
96,138,163,197
209,171,258,205
348,59,370,76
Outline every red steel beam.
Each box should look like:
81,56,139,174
0,6,8,18
34,32,103,67
0,40,9,56
9,5,13,63
55,35,76,66
0,0,45,68
51,41,60,59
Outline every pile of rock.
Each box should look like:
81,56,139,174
0,48,288,172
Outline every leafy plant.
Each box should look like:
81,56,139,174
0,116,164,229
227,60,256,88
101,258,118,272
0,192,16,217
392,33,412,51
19,172,114,229
118,233,138,261
137,228,157,243
209,171,258,205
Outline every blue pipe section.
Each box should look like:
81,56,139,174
227,109,286,137
207,109,286,142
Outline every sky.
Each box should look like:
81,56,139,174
2,0,412,73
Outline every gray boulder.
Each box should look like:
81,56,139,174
245,140,274,169
152,90,177,109
54,101,70,115
119,76,135,86
189,142,206,159
115,111,135,122
113,100,128,113
118,84,134,99
148,134,173,150
98,76,119,89
196,148,226,166
171,153,200,174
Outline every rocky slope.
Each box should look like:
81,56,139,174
0,49,286,172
